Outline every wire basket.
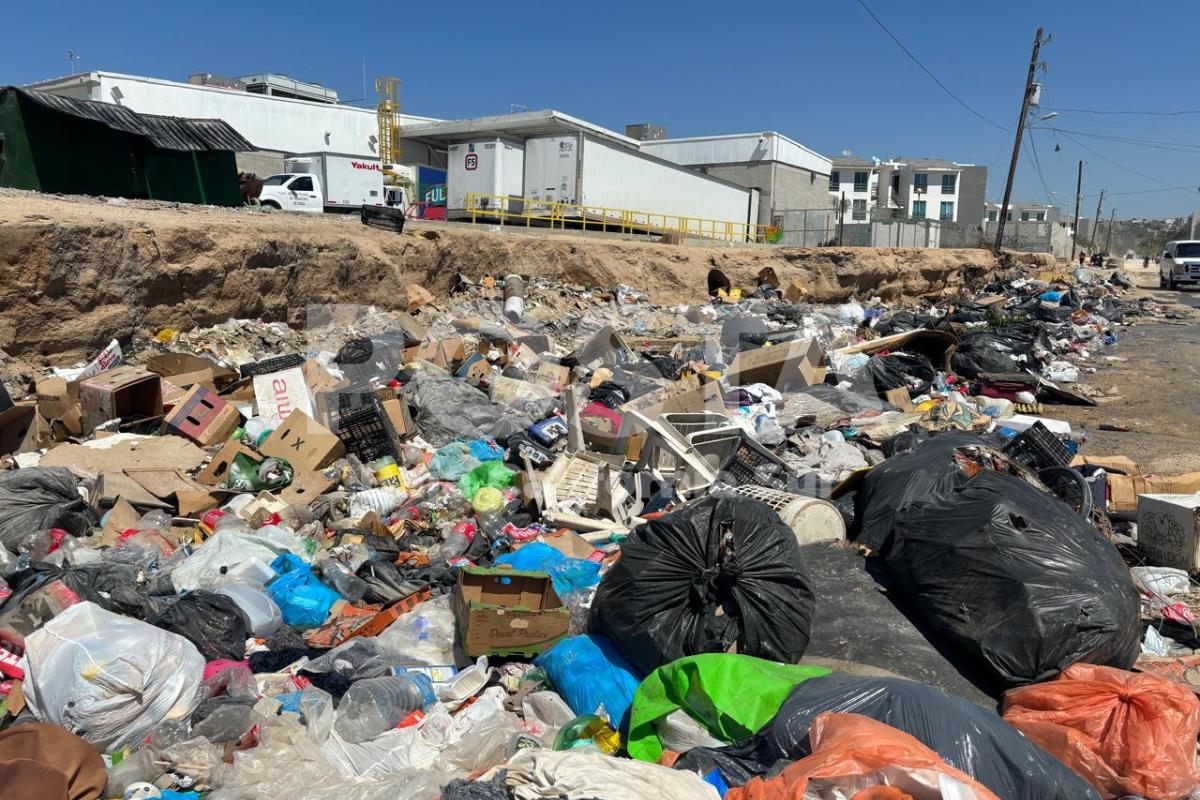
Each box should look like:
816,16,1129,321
1002,422,1071,471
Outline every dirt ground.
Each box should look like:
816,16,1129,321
1053,258,1200,474
0,189,1044,367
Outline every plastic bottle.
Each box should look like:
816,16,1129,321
347,486,409,518
333,675,437,743
216,582,283,636
438,520,476,561
552,714,620,755
371,456,406,489
315,558,368,603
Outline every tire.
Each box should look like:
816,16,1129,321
260,200,280,210
1160,272,1169,289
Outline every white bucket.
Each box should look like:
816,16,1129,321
732,485,846,545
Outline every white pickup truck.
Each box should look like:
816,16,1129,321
257,153,391,213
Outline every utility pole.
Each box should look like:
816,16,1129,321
1091,188,1105,254
1104,208,1116,253
1070,160,1083,261
994,27,1045,254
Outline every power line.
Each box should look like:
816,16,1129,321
1044,106,1200,117
1042,126,1200,153
1022,133,1056,205
1052,129,1189,189
853,0,1008,132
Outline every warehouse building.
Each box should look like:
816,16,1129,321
0,86,252,206
24,71,437,177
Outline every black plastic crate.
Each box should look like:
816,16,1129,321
239,353,306,379
329,400,398,463
1003,421,1071,471
719,435,794,491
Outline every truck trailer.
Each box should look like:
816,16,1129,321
446,139,524,217
523,133,760,238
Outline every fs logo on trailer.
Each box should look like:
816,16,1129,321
464,153,478,171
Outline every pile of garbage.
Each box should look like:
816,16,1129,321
0,263,1197,800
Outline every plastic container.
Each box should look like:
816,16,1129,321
315,558,368,604
472,486,505,520
553,714,620,755
503,274,525,323
333,675,437,743
347,487,409,519
731,485,846,546
1003,421,1072,471
216,582,283,636
371,456,406,489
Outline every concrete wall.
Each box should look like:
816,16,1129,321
705,162,829,225
235,150,286,177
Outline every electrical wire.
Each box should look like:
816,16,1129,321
1044,106,1200,117
1054,130,1191,189
853,0,1009,132
1041,127,1200,153
1022,132,1057,206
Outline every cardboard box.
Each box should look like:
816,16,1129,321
1072,455,1200,516
144,353,238,391
1138,494,1200,571
163,385,241,447
197,441,259,486
258,411,346,472
79,366,163,432
407,338,466,370
252,367,315,427
453,567,569,657
379,397,414,439
726,338,824,390
0,403,38,456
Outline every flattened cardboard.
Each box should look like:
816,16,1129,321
40,435,206,474
280,470,336,505
258,411,346,472
453,567,569,657
884,387,914,412
100,497,142,547
143,353,238,390
252,367,314,427
162,385,241,447
79,366,163,432
34,377,77,420
726,338,824,390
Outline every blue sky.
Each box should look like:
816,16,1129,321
7,0,1199,218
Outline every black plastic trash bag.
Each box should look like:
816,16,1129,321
588,494,815,675
679,673,1100,800
403,373,533,447
888,470,1141,685
0,468,97,550
150,591,249,661
851,431,981,552
951,322,1047,379
856,352,936,399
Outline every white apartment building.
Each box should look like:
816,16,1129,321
830,156,974,223
984,201,1060,224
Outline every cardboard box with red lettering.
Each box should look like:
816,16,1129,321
162,385,242,447
79,366,163,433
453,567,569,658
258,411,346,472
252,367,314,427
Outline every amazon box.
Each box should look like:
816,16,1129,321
79,366,163,433
453,567,569,658
258,410,345,472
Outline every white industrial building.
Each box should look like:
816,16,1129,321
24,70,438,175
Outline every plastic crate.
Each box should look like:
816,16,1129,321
239,353,305,379
719,435,794,491
329,401,398,463
1002,421,1071,471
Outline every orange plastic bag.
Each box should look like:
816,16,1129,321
1001,663,1200,799
726,712,1000,800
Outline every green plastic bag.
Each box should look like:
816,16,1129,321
458,461,514,500
224,453,293,492
625,653,829,762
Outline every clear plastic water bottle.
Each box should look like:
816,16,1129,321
333,675,436,743
315,558,368,603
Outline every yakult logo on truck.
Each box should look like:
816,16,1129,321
350,161,382,172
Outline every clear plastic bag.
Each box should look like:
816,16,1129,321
375,595,457,666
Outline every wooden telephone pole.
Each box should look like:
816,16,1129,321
1091,189,1105,254
1070,160,1083,261
994,27,1045,254
1104,208,1116,253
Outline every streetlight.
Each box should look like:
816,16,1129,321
1037,111,1059,122
66,50,80,75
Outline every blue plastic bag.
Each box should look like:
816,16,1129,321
535,634,642,732
494,542,601,598
267,553,340,628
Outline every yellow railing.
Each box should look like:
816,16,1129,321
464,193,779,244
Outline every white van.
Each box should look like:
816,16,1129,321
1159,240,1200,289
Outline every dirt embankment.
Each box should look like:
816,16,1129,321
0,191,1049,366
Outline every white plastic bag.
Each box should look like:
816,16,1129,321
1131,566,1192,597
21,601,205,751
375,595,457,665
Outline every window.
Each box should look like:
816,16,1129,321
290,175,314,192
987,210,998,222
263,174,292,186
940,201,954,221
1035,212,1045,222
941,173,956,193
1176,243,1200,257
913,173,928,191
1006,211,1013,221
829,172,840,192
853,171,869,192
912,200,927,218
1020,212,1030,222
852,199,867,220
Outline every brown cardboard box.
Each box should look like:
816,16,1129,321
34,377,77,420
162,385,241,447
258,411,346,472
197,441,259,486
1071,455,1200,516
79,366,163,432
406,337,466,370
725,338,824,389
453,567,570,657
0,403,38,456
379,398,414,439
143,353,238,391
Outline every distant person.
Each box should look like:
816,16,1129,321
1078,251,1086,268
1143,255,1151,269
